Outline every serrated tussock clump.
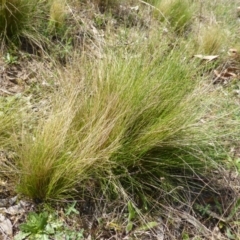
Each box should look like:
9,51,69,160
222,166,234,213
155,0,193,34
13,35,216,202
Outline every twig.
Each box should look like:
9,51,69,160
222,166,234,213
0,88,14,95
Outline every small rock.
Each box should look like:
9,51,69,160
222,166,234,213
6,203,25,215
0,214,13,236
0,199,8,208
9,196,18,206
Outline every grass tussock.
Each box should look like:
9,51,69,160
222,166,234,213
0,0,240,238
0,0,65,53
13,36,218,202
0,0,41,42
196,24,227,55
0,95,26,148
154,0,193,34
49,0,66,29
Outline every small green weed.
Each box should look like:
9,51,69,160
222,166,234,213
15,210,84,240
65,201,79,216
194,203,211,217
225,228,236,240
126,201,136,233
4,53,18,64
182,232,190,240
15,212,49,239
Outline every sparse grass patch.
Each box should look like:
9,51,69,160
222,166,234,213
196,24,227,55
154,0,193,34
49,0,67,31
0,95,25,148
